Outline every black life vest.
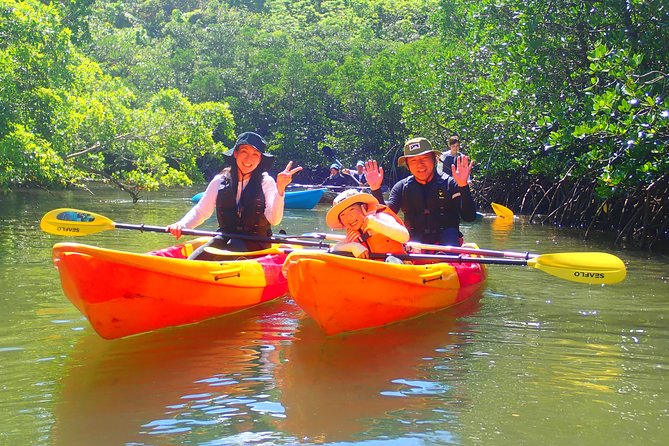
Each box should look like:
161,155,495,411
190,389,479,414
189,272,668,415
399,173,463,243
215,171,272,238
351,172,366,184
322,173,349,187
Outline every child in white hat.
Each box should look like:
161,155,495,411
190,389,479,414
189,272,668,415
325,189,409,259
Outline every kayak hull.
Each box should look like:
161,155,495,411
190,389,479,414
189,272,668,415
284,188,326,209
52,240,288,339
283,250,486,335
193,189,326,210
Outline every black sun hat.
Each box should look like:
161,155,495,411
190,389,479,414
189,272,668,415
223,132,274,169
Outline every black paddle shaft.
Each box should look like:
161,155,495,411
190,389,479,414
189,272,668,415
113,223,329,248
322,146,344,167
367,252,529,266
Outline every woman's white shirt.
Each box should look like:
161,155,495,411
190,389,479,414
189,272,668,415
176,172,284,229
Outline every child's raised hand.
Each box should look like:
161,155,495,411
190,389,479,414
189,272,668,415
345,227,361,243
359,213,370,232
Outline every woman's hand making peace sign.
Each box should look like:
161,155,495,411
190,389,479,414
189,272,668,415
276,161,303,195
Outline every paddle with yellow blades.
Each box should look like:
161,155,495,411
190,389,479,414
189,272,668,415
40,208,330,248
299,232,627,285
491,202,514,219
400,241,626,287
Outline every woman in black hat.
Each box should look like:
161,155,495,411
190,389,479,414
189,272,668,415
167,132,302,259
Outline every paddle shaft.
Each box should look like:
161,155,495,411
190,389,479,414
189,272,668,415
406,241,536,260
366,252,531,265
322,145,364,183
302,232,536,260
313,249,625,284
113,223,329,247
41,208,625,284
287,184,369,190
322,145,344,168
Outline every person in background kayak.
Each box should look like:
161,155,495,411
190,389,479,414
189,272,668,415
325,189,409,259
440,134,465,172
342,160,368,186
365,136,476,246
167,131,302,259
320,163,357,188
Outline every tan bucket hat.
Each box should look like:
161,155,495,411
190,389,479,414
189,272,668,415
397,137,441,167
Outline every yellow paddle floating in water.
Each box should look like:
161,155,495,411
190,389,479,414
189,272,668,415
491,202,514,219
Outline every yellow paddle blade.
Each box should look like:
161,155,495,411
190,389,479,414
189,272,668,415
40,208,115,236
491,202,514,219
528,252,627,285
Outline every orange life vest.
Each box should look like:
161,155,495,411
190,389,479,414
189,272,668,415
357,205,407,255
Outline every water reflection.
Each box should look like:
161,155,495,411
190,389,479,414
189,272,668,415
52,299,299,445
55,211,96,223
274,296,483,443
52,294,483,445
491,216,515,241
548,339,621,393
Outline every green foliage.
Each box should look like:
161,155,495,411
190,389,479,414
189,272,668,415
431,0,669,198
81,0,441,172
2,0,667,207
574,43,667,197
1,0,234,198
0,124,74,188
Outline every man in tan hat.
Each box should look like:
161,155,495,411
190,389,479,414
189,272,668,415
365,136,476,246
325,189,409,259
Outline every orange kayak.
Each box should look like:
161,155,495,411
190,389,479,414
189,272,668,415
282,249,486,335
52,239,289,339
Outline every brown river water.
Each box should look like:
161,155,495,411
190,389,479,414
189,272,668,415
0,188,667,445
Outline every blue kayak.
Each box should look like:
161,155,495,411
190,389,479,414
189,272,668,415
191,191,205,203
284,188,326,209
191,188,326,210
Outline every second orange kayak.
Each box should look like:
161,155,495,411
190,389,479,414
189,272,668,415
282,248,487,335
